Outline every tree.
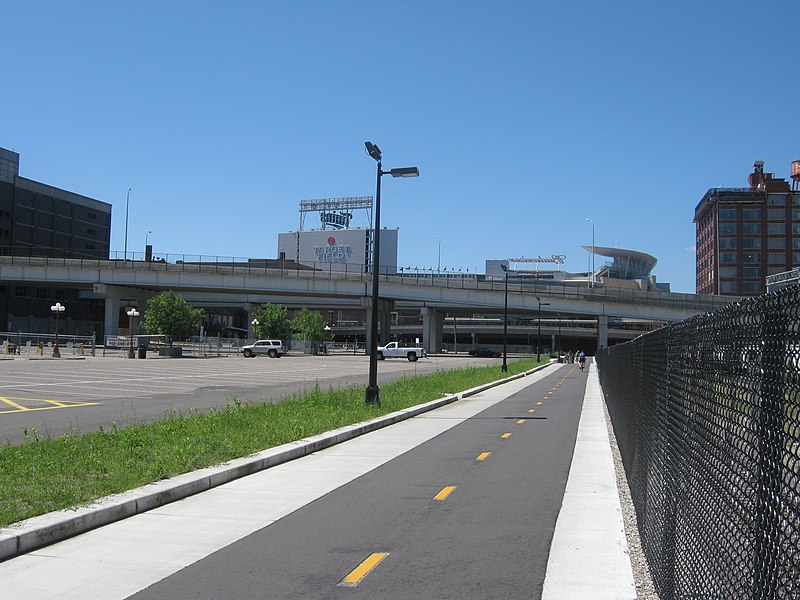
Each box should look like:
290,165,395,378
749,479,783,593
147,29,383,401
142,291,205,344
292,308,332,343
252,303,293,340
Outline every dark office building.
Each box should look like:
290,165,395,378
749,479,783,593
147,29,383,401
0,147,111,335
695,160,800,296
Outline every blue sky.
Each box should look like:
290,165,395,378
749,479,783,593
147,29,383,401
3,1,798,293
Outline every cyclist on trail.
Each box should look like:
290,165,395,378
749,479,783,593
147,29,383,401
578,350,586,370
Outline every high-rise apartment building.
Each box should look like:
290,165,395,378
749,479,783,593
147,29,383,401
695,160,800,296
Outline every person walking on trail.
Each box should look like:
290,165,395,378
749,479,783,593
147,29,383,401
578,350,586,370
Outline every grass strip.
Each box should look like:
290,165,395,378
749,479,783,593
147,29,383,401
0,358,542,527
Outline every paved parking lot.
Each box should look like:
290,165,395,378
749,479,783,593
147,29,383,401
0,353,503,445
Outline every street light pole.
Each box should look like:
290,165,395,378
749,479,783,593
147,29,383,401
126,307,139,359
535,296,551,362
364,141,419,406
124,188,131,260
251,318,259,341
50,302,65,357
586,217,595,288
500,263,509,372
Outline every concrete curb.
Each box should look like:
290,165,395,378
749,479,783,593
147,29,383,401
0,362,551,562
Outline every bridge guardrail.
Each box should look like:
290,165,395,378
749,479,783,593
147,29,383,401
0,254,738,314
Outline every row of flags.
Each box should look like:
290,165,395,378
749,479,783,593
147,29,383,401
398,266,472,273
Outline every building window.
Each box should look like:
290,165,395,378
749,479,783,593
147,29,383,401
768,238,785,249
768,195,786,206
743,252,760,264
793,239,800,249
719,223,737,234
743,267,762,278
743,208,761,220
742,238,761,249
742,223,761,234
719,208,737,220
769,223,785,235
719,238,737,249
793,209,800,220
769,252,786,265
35,287,49,299
720,252,737,264
793,224,800,235
794,252,800,265
720,281,738,293
719,267,737,278
87,228,96,235
14,286,30,297
769,208,786,220
742,281,762,293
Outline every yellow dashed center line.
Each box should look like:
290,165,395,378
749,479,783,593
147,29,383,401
339,552,390,586
528,409,536,413
517,419,526,424
501,432,512,439
475,452,491,461
433,486,457,501
537,402,543,405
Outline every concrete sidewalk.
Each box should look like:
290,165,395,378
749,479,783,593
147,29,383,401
0,362,635,599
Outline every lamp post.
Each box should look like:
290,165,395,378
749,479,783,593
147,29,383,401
50,302,65,357
500,263,509,372
145,230,152,248
364,141,419,406
535,296,551,362
586,217,595,288
124,188,132,260
127,307,139,358
251,318,259,341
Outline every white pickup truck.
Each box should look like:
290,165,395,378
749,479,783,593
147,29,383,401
376,341,426,362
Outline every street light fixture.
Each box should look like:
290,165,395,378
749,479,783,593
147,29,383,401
535,296,551,362
127,307,139,359
586,217,595,288
251,318,259,340
364,141,419,406
500,263,509,372
50,302,65,358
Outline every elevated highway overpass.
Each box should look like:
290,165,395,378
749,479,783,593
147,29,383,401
0,256,737,352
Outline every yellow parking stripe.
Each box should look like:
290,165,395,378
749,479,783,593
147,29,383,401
433,486,457,501
0,397,28,411
0,396,98,414
475,452,491,461
339,552,389,586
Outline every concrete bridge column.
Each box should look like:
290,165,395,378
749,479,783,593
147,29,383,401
421,307,444,354
94,284,124,339
362,298,395,353
597,315,608,352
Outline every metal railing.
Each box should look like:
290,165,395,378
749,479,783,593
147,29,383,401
0,254,738,313
0,331,96,357
596,286,800,599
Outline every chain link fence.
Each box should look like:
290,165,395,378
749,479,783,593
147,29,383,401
596,286,800,599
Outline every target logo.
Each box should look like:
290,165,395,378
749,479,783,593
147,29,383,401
327,236,336,245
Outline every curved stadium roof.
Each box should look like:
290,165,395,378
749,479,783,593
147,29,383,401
580,246,657,279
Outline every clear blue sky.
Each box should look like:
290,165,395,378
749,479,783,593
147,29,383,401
4,1,798,293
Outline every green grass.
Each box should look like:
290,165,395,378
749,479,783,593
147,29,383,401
0,358,542,527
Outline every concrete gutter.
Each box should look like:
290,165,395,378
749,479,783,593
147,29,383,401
0,363,551,562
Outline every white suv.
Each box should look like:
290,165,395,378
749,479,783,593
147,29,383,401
241,339,286,358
